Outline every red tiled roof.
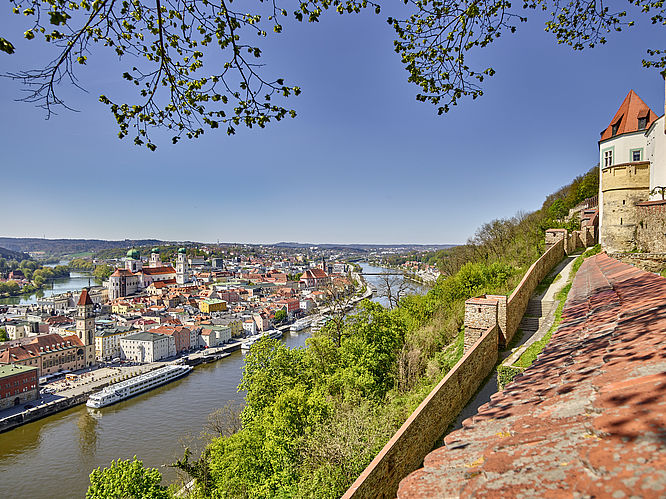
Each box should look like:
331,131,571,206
111,269,134,277
637,199,666,206
399,254,666,498
600,90,658,141
141,266,176,275
77,288,93,306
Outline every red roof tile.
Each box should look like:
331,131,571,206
77,288,93,306
399,254,666,498
600,90,658,141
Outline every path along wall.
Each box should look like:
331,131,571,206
342,325,498,499
343,228,594,497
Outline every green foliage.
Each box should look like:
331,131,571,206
497,365,523,390
273,309,287,324
93,264,114,281
86,457,169,499
0,328,8,342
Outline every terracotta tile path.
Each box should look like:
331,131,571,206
398,253,666,498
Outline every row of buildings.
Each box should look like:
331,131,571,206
1,252,354,383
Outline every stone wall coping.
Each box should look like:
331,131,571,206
466,297,499,305
508,239,564,305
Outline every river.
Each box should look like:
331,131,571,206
0,333,309,498
359,262,432,308
0,263,428,498
0,271,99,306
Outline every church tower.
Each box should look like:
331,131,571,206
76,288,96,366
150,247,162,267
176,247,189,285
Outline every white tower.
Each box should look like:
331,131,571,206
150,248,162,267
125,248,143,273
176,247,189,285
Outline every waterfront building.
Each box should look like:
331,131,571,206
76,288,96,367
213,316,243,337
95,326,137,361
599,89,666,252
243,319,257,335
120,332,176,363
0,334,87,377
200,326,231,348
0,364,38,410
150,325,192,354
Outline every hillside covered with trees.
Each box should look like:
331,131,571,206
88,166,599,498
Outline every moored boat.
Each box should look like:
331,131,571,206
86,364,193,409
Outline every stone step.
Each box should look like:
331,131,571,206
519,317,542,331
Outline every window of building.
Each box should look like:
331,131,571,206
604,150,613,167
632,149,642,162
638,117,648,130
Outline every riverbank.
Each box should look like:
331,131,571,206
1,338,254,434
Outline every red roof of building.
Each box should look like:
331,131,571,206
111,269,134,277
141,266,176,275
399,254,666,498
600,90,658,141
77,288,93,306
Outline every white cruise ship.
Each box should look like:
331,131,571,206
86,365,193,408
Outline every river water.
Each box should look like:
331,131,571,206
0,271,98,306
0,264,428,498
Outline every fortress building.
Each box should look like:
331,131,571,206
599,86,666,253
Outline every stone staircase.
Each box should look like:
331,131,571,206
518,299,556,331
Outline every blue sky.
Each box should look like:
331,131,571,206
0,5,664,245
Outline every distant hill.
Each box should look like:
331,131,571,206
0,246,30,261
0,238,166,256
273,242,457,251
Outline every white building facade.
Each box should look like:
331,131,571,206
120,332,176,363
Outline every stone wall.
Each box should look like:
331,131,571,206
504,238,565,346
463,297,499,350
600,162,651,252
0,393,89,433
343,325,499,499
636,202,666,253
607,252,666,273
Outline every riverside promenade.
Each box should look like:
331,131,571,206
398,253,666,497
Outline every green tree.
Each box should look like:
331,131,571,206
0,328,8,342
273,308,287,324
86,457,169,499
2,0,663,149
93,264,114,281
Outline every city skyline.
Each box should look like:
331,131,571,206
1,8,664,244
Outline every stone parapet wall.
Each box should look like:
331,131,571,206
504,238,565,346
343,325,499,499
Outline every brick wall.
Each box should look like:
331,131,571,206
343,325,499,499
